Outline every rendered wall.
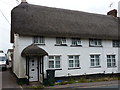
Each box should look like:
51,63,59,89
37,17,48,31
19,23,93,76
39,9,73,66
14,35,118,78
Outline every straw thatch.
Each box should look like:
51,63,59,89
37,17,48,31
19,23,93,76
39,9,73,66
11,2,119,43
21,44,48,57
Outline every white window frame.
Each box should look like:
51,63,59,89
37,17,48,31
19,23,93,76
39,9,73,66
89,39,102,47
107,55,116,68
71,38,82,46
33,36,45,44
48,55,61,69
56,37,66,45
90,54,100,67
68,55,80,68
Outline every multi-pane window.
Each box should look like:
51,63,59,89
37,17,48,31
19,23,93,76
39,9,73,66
48,56,61,68
71,38,82,46
56,37,66,45
68,55,80,68
89,39,102,46
90,55,100,67
107,55,116,68
113,40,120,47
33,36,45,44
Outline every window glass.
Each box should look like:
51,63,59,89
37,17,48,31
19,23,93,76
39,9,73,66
33,36,45,44
68,55,80,68
90,55,100,67
56,37,66,45
89,39,102,46
48,56,61,69
0,57,5,61
72,38,81,46
107,55,116,67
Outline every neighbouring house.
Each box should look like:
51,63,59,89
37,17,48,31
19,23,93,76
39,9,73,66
7,49,13,62
11,1,120,84
7,49,13,69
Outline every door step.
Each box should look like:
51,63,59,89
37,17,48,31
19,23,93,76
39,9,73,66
29,82,41,86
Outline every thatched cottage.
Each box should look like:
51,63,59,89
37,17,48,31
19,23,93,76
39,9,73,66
11,1,120,84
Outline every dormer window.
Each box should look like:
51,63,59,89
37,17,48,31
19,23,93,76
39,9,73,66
71,38,82,46
89,39,102,47
55,37,67,46
33,36,45,45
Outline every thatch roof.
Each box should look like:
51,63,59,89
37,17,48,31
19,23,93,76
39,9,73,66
11,2,119,43
21,44,48,57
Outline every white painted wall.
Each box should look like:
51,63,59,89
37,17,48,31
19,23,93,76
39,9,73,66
13,35,119,79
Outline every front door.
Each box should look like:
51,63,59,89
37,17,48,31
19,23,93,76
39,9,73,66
29,57,38,81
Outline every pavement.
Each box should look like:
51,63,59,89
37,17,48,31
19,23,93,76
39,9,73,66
45,80,119,89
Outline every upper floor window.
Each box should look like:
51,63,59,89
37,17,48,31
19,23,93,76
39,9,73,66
71,38,82,46
56,37,67,46
33,36,45,45
68,55,80,69
107,55,116,68
113,40,120,47
48,56,61,69
89,39,102,47
90,55,100,67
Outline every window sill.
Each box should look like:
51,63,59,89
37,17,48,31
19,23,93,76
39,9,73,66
47,68,62,70
55,44,67,46
113,46,120,48
107,66,117,68
70,45,82,47
89,45,103,47
90,66,101,68
68,67,81,70
34,43,45,45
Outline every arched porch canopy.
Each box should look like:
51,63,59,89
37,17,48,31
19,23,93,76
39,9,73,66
21,44,48,57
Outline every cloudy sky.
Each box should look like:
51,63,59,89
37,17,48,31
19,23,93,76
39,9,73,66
0,0,119,53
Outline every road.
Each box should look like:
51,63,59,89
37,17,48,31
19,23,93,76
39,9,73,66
0,66,119,90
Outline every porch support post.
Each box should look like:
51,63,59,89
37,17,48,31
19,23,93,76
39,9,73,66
26,56,29,84
42,56,44,83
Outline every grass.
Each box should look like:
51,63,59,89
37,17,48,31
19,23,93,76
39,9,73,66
26,85,44,89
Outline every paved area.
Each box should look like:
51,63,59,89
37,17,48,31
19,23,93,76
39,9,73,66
45,80,119,89
2,65,21,89
0,64,119,90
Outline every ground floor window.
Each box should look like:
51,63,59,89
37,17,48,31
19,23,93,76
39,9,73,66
90,55,100,67
107,55,116,68
68,55,80,68
48,56,61,69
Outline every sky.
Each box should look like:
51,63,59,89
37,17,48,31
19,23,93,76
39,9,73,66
0,0,120,53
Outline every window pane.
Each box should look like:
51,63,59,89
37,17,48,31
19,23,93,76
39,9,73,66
90,55,94,58
69,60,73,67
55,61,60,68
75,56,79,60
95,55,99,59
34,36,38,43
96,59,99,66
49,56,54,59
75,60,79,67
39,36,44,44
62,37,66,44
69,56,73,59
56,38,61,44
107,55,110,59
107,63,111,67
49,61,54,68
91,59,94,66
55,56,60,61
